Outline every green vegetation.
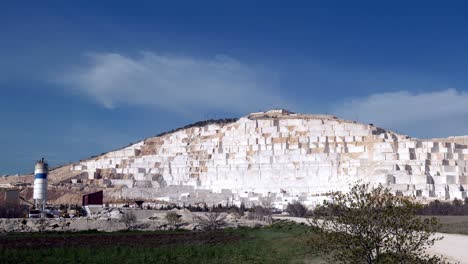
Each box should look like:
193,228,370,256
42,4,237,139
2,183,460,264
0,221,325,264
419,198,468,215
286,201,309,217
311,183,444,264
164,211,182,229
121,211,137,230
432,215,468,235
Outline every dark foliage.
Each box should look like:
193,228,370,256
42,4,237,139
418,199,468,215
195,211,227,231
286,201,308,217
248,204,273,223
162,203,246,216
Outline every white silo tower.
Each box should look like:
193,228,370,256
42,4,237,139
33,158,49,212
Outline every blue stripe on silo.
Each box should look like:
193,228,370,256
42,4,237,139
35,173,47,179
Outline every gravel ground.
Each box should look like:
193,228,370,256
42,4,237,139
426,233,468,264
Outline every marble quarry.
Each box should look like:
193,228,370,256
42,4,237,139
70,110,468,209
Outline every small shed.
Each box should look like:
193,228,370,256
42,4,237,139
82,190,103,206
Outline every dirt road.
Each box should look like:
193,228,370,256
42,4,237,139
427,233,468,263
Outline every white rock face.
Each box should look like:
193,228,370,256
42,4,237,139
71,110,468,209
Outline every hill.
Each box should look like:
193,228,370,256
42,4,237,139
2,109,468,208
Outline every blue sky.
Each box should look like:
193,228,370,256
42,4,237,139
2,1,468,174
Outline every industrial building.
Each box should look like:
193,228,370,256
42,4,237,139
33,158,48,213
82,190,103,215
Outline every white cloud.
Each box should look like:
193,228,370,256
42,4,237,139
54,52,468,137
57,52,288,114
333,89,468,137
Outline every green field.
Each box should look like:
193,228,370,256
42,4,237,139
0,221,326,264
434,215,468,235
3,216,464,264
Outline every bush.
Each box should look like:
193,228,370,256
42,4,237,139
452,198,463,206
419,199,468,215
248,205,273,223
286,202,308,217
195,211,227,231
310,183,444,264
182,203,247,216
165,211,182,229
121,211,137,230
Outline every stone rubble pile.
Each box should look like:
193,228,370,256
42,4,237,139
0,208,265,233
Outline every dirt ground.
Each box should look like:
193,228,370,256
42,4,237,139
0,231,241,249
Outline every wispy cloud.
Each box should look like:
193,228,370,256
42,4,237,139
54,52,468,137
333,89,468,137
56,52,288,114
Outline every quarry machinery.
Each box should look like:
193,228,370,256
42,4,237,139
33,158,48,216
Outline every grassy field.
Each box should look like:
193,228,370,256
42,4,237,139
0,221,326,264
4,216,464,264
434,215,468,235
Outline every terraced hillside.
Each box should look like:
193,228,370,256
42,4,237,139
2,109,468,208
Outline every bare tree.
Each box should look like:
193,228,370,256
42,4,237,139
249,198,274,224
121,211,137,230
195,211,227,231
262,198,273,224
310,183,444,264
165,211,182,229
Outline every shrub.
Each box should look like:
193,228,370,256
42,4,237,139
195,211,227,231
239,202,246,216
310,183,443,264
453,198,463,206
121,211,137,230
249,205,273,224
286,201,308,217
165,211,182,229
419,199,468,215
